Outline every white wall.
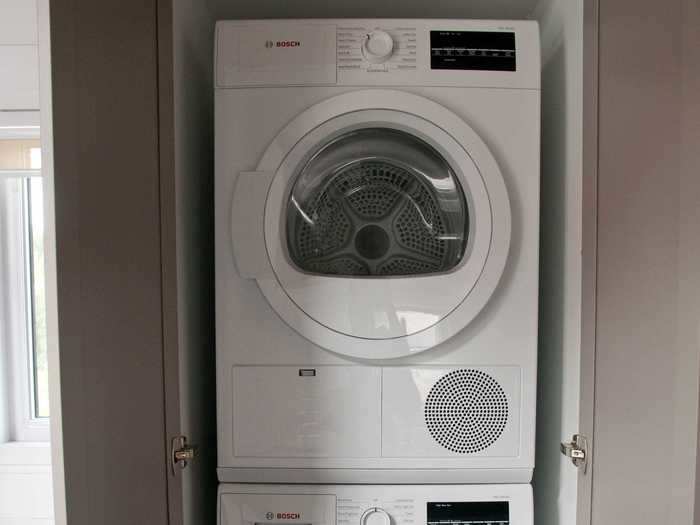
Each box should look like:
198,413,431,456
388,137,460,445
530,0,584,524
0,443,53,524
0,1,56,524
36,0,65,522
0,0,39,110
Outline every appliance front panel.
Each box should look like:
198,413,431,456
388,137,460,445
216,19,540,90
215,85,539,481
218,24,337,86
232,366,381,458
227,365,528,474
382,366,521,459
214,30,541,478
221,493,335,525
239,90,512,360
219,484,533,525
263,106,496,341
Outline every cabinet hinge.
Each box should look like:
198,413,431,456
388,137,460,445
560,433,589,474
171,435,197,475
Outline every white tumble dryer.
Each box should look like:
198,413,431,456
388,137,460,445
215,19,540,484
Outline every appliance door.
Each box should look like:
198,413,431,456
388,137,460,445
231,90,510,359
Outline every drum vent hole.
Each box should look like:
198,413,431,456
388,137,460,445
355,224,390,260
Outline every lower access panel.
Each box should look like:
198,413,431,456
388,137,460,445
218,484,533,525
232,366,381,458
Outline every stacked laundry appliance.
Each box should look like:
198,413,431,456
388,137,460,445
215,18,540,525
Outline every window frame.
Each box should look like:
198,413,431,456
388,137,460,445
0,123,49,442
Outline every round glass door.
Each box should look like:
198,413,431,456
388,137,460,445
286,128,469,277
246,91,511,359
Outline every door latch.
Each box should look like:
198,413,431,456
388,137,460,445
171,435,197,474
560,433,588,474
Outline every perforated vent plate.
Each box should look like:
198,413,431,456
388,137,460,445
286,128,469,277
424,369,509,454
290,161,457,275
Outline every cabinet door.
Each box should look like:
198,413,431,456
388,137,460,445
578,0,700,523
50,0,214,524
158,0,217,523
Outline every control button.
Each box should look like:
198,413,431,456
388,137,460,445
360,508,391,525
362,31,394,63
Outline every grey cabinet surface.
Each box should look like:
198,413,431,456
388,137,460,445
48,0,700,524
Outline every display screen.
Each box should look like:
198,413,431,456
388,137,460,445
427,501,509,525
430,31,516,71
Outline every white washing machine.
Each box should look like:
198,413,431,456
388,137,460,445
218,484,533,525
215,19,540,484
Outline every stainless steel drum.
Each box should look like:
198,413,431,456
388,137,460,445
286,128,469,276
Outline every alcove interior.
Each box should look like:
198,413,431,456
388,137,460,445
170,1,584,523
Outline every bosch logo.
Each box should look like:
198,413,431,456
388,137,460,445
277,513,301,520
265,40,301,48
264,511,300,520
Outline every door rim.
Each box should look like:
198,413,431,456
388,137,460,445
237,90,511,360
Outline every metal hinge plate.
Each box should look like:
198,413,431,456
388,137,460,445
560,433,589,474
171,435,197,475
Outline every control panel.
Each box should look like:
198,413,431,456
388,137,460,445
339,498,510,525
337,25,418,71
338,496,417,525
428,501,510,525
430,31,516,71
219,485,532,525
216,19,541,90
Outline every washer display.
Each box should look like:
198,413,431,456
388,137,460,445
428,501,509,525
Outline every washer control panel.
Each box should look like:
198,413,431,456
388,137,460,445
359,507,391,525
219,485,532,525
428,501,510,525
338,497,417,525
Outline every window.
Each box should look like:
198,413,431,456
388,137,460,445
0,128,49,442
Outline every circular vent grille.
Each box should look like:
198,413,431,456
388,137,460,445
424,369,508,454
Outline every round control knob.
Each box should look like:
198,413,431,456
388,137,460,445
360,508,391,525
362,31,394,63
